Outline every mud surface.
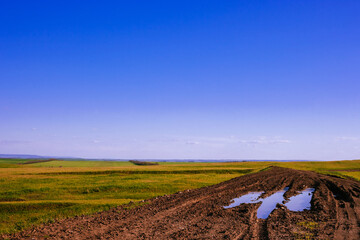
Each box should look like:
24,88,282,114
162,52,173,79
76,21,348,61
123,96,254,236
3,167,360,239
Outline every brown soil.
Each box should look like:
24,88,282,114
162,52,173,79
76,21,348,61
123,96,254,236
3,167,360,240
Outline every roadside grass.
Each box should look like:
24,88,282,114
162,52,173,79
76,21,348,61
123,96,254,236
275,160,360,181
336,171,360,181
0,159,359,234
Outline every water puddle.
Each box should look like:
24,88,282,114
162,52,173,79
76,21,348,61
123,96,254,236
224,187,315,219
223,191,264,209
284,188,315,211
257,187,288,219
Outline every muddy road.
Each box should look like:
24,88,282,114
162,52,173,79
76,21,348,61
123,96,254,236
3,167,360,239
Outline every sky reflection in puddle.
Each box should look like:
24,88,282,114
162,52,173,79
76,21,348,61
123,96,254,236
224,187,314,219
284,188,315,211
223,191,264,209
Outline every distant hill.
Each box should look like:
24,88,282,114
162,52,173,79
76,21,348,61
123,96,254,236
0,154,50,159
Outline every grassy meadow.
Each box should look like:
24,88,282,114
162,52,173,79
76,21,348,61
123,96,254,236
0,158,359,234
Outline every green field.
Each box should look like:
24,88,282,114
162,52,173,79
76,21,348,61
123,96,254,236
0,158,359,234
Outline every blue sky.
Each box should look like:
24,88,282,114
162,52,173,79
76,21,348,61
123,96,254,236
0,1,359,160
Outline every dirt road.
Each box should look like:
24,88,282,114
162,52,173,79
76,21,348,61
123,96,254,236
4,167,360,239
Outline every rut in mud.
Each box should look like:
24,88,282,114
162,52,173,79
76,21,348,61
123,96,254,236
3,167,360,240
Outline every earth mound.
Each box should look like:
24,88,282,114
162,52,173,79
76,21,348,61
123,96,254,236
129,160,158,165
3,167,360,239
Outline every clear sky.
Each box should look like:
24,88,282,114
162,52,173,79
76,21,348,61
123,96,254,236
1,1,359,160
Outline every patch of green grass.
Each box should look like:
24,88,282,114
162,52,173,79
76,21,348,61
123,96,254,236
294,221,319,239
293,232,315,240
297,221,319,230
0,159,30,164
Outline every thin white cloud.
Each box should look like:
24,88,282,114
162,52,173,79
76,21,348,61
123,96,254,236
336,137,359,141
157,136,291,145
239,137,291,144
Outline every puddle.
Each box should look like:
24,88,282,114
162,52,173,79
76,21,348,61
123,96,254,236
223,191,264,209
284,188,315,211
257,187,288,219
224,187,314,219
